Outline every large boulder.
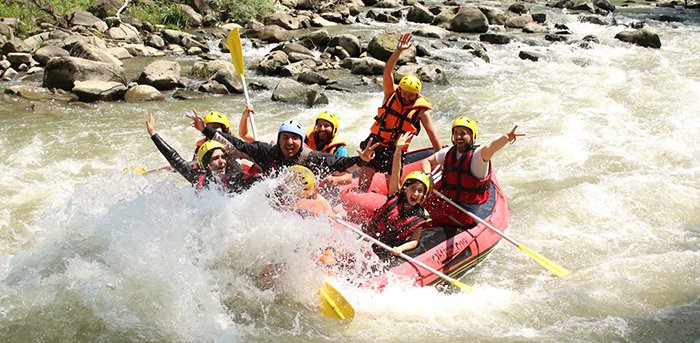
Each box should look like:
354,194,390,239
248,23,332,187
257,50,290,76
107,23,142,44
329,34,361,58
259,25,294,43
124,84,164,102
87,0,122,18
264,12,302,30
68,40,122,66
4,85,78,102
72,80,127,102
177,4,203,27
450,7,489,33
2,37,32,55
43,56,125,91
407,3,436,23
66,9,108,32
33,45,70,65
614,27,661,49
272,79,327,107
137,60,182,90
299,29,331,50
367,29,416,63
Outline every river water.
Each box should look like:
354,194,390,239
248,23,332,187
0,2,698,342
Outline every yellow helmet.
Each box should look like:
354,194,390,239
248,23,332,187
287,165,317,198
452,116,479,140
203,111,230,129
398,75,421,94
402,171,431,198
197,140,227,168
315,111,339,136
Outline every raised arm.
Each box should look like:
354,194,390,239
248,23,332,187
238,105,256,143
388,133,412,197
480,126,524,162
383,33,413,101
418,109,443,152
146,113,198,182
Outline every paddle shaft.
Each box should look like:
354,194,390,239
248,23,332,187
335,219,471,292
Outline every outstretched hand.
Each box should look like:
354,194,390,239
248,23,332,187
357,137,380,162
396,132,413,150
185,108,206,132
146,113,156,136
506,126,525,144
396,33,413,52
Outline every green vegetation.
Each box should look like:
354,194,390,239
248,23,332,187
215,0,276,25
0,0,275,37
127,1,192,30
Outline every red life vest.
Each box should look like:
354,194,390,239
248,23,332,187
365,195,430,247
305,128,347,155
440,147,492,204
370,92,432,150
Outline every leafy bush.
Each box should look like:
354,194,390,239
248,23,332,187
215,0,275,25
127,0,191,30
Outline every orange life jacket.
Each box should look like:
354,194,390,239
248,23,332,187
294,193,334,218
440,147,492,204
305,128,347,155
365,195,430,248
370,92,432,150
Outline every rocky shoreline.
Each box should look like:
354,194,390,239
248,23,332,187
0,0,695,106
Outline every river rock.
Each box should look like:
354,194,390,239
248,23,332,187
519,50,544,61
7,53,36,68
211,69,243,93
480,33,512,45
2,68,18,80
4,85,79,102
477,7,506,25
413,26,451,39
198,80,229,94
297,71,331,85
178,4,203,27
432,8,458,29
2,37,32,55
614,27,661,49
0,60,9,71
329,34,361,58
271,78,307,104
347,56,385,75
260,25,294,43
407,3,436,23
68,40,122,66
367,29,416,63
505,14,534,29
257,50,290,76
0,22,13,38
43,56,125,91
107,23,142,44
375,0,400,8
66,9,108,32
523,22,548,33
508,2,530,15
299,29,331,50
124,84,164,102
33,45,70,65
146,34,165,49
137,60,182,90
462,41,490,63
280,60,316,77
107,47,133,59
64,34,108,50
87,0,122,18
72,80,127,102
450,7,489,33
191,59,235,78
265,12,302,30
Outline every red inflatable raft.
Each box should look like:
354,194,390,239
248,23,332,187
337,148,508,289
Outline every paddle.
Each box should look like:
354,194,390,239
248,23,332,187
335,218,473,293
431,188,571,277
226,27,257,140
123,165,171,175
318,280,355,320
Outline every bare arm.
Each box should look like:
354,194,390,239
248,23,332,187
420,153,439,174
391,228,422,255
480,126,524,162
238,105,256,143
383,33,413,102
388,132,412,197
418,109,442,152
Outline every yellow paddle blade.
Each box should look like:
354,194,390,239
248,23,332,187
517,244,571,277
450,279,474,293
227,27,245,79
123,166,147,175
318,281,355,320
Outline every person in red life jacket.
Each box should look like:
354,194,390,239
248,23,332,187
273,165,335,218
187,110,380,182
363,132,431,259
420,116,524,220
146,113,258,193
357,32,443,192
